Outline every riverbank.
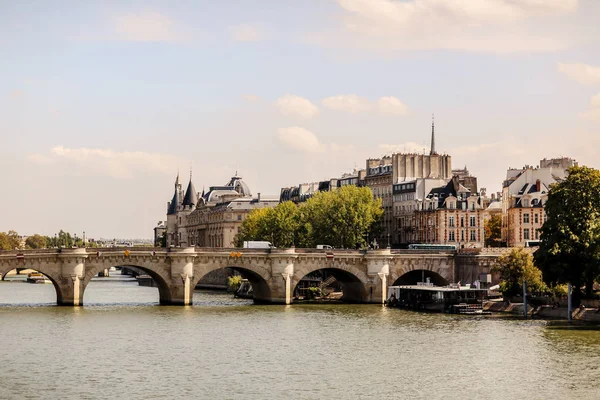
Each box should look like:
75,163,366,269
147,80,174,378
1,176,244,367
484,300,600,322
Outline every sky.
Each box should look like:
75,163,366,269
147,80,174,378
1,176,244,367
1,0,600,239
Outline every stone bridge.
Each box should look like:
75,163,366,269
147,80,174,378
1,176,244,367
0,247,506,306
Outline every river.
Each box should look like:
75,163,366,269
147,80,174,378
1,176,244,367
1,276,599,399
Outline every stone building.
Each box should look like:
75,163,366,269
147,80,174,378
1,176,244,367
364,157,393,246
412,177,487,248
280,169,366,204
165,173,278,248
391,120,455,246
153,221,166,246
501,158,577,247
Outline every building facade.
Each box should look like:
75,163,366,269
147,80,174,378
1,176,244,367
412,177,486,248
165,173,279,248
501,157,577,247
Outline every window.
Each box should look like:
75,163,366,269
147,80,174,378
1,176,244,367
237,215,242,221
449,216,455,227
522,199,529,208
524,228,530,240
535,229,539,240
460,217,464,228
470,230,476,241
470,216,476,227
449,231,455,241
471,203,475,211
523,214,530,224
461,230,465,241
534,214,539,224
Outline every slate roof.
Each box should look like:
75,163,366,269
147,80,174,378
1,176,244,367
182,179,198,207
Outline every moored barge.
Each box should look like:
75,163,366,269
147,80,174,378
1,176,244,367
386,284,490,314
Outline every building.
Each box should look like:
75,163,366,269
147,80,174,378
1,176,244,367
280,169,366,204
391,119,454,246
393,178,449,244
501,157,577,247
412,176,487,248
153,221,166,246
165,173,279,248
364,157,393,246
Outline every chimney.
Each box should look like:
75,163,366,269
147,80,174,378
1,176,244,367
257,192,261,202
536,179,541,192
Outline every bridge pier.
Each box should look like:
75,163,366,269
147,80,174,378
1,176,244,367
57,248,88,306
166,247,196,305
267,250,296,304
366,249,391,304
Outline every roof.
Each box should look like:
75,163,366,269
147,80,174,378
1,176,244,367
167,188,179,215
182,179,198,207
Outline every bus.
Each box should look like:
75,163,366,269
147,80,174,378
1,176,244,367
407,244,457,251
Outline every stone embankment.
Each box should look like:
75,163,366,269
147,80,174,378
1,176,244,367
484,300,600,322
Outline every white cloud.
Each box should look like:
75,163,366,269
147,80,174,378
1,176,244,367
28,146,181,178
277,127,325,153
26,153,54,165
231,24,263,42
558,63,600,85
322,94,409,115
322,94,372,113
114,11,178,42
378,96,409,115
379,142,427,155
322,0,579,53
580,93,600,120
275,94,319,119
590,93,600,108
242,94,260,102
450,142,500,156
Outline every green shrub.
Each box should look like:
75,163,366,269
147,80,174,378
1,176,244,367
305,286,321,300
227,275,243,293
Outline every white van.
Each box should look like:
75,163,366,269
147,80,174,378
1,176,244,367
243,241,274,249
316,245,333,250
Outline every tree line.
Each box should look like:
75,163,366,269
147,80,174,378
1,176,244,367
0,230,97,250
235,185,384,249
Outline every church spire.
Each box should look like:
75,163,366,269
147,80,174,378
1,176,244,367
430,114,437,155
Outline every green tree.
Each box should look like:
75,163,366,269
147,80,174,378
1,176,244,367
484,214,502,247
56,230,74,248
235,207,274,247
302,186,383,249
534,166,600,305
493,248,547,296
0,230,22,250
25,234,47,249
235,186,383,249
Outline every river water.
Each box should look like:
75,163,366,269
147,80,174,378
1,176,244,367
0,276,599,400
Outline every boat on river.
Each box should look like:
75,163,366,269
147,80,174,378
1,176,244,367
26,272,52,284
386,284,490,314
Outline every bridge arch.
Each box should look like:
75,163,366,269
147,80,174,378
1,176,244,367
191,263,272,303
390,265,451,287
83,263,172,305
292,262,369,303
0,265,65,304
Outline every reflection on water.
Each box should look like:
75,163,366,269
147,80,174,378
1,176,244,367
0,278,599,399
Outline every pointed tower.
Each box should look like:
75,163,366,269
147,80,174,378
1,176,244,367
182,169,198,208
430,114,437,156
167,172,182,215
